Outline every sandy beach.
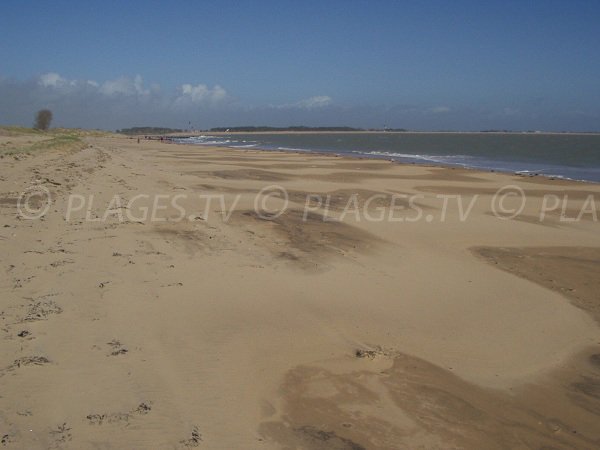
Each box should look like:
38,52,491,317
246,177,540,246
1,130,600,449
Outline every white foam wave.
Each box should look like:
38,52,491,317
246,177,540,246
355,150,472,164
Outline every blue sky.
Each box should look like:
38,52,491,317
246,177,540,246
1,0,599,130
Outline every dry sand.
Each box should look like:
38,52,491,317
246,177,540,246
1,132,599,449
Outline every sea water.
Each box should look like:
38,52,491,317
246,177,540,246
173,132,600,182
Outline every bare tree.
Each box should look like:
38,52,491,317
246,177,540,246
34,109,53,130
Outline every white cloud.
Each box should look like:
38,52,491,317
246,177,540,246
1,72,235,129
176,83,227,105
3,73,598,131
100,75,148,96
296,95,332,109
38,73,149,97
274,95,333,110
430,106,451,114
38,72,68,87
34,73,224,105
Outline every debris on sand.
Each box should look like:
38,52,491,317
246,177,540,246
180,426,202,447
355,349,378,359
13,356,50,368
106,339,128,356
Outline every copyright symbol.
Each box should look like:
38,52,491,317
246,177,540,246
17,185,51,220
491,185,526,220
254,184,288,220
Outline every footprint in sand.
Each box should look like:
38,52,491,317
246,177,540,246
23,294,62,322
86,402,152,426
49,423,72,445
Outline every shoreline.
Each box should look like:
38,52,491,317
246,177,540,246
166,137,600,185
157,130,600,136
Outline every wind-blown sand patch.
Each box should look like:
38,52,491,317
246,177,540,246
473,246,600,324
261,348,600,449
417,185,600,199
230,209,382,270
200,168,291,182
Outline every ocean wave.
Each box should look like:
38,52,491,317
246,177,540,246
354,150,473,164
230,144,258,148
175,136,234,144
276,146,313,152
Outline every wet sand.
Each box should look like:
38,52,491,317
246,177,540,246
1,131,599,448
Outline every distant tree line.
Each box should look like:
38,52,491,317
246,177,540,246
117,127,183,135
209,126,363,132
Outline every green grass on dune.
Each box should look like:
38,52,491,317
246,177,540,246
0,126,111,156
0,126,44,137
